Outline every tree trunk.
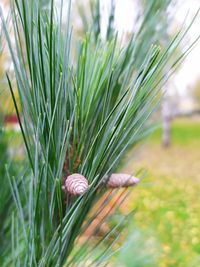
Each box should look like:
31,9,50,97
162,97,172,147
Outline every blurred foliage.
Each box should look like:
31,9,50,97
0,123,20,263
135,0,172,68
0,14,15,115
125,118,200,267
114,224,159,267
0,126,10,262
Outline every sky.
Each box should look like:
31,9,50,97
172,0,200,96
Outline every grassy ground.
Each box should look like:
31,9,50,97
123,118,200,267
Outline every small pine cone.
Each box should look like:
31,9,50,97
64,173,89,196
107,173,139,189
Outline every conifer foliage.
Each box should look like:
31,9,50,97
0,0,198,266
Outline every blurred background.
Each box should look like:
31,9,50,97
0,0,200,266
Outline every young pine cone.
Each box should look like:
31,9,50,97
63,173,89,196
107,173,139,189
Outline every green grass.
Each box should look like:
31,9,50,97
150,117,200,145
4,130,22,146
124,117,200,267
